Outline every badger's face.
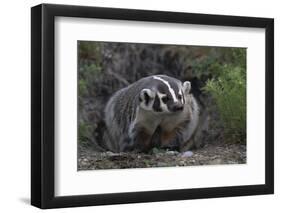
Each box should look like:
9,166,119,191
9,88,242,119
139,75,191,114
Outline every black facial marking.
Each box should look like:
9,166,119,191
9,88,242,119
161,96,168,104
177,94,182,100
153,94,162,112
155,81,174,105
144,92,150,105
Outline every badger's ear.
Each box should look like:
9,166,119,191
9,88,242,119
139,89,155,104
183,81,191,94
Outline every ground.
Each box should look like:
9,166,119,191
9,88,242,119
78,142,246,170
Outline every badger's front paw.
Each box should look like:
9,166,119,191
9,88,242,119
122,133,153,153
160,137,181,151
179,139,195,152
160,142,180,151
120,137,136,152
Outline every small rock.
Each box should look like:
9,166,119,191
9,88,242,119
105,151,120,157
152,147,161,154
181,151,194,158
166,151,178,155
179,161,186,166
80,161,89,166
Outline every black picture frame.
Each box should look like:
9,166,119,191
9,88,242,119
31,3,274,209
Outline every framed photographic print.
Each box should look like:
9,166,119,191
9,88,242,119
31,3,274,209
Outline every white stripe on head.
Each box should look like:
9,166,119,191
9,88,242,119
153,76,178,102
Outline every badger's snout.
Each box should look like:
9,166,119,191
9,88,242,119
170,103,184,112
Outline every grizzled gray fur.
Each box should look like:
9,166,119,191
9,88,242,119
103,75,199,152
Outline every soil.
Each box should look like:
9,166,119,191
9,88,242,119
78,142,246,170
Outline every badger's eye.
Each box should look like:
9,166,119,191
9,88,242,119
178,94,182,100
161,96,169,104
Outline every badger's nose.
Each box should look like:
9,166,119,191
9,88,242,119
172,103,184,112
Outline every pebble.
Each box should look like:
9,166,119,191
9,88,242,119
179,161,186,166
152,147,161,154
181,151,194,158
80,160,89,166
166,151,178,155
105,151,120,157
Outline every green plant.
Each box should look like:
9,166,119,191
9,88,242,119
79,122,93,144
203,65,246,143
79,79,87,97
79,41,102,63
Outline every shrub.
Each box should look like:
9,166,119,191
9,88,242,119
78,121,93,144
203,64,246,143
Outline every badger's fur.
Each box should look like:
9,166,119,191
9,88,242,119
103,75,199,152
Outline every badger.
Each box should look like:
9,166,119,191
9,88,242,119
103,75,199,153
